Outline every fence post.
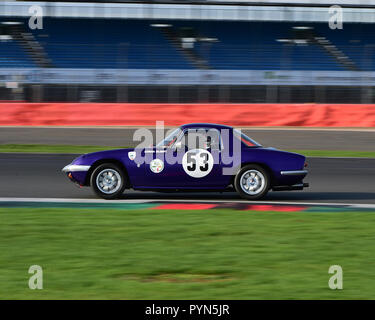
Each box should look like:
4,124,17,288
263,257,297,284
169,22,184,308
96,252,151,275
266,85,278,102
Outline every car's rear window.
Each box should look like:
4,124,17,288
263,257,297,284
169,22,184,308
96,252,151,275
234,129,262,147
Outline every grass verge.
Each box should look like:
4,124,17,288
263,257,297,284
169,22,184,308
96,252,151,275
0,144,125,154
288,149,375,158
1,207,375,299
1,144,375,158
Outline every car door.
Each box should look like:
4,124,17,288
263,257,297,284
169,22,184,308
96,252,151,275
141,128,227,189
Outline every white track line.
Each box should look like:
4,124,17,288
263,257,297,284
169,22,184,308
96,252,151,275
1,197,375,209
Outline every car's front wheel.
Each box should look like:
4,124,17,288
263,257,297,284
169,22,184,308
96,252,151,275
234,164,270,200
90,163,126,199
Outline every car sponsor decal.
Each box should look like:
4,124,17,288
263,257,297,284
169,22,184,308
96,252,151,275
150,158,164,173
182,149,214,178
128,151,136,161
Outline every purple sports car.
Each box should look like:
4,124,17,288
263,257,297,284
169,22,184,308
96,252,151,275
62,123,308,200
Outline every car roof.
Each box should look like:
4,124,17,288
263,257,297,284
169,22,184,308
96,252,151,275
180,123,233,130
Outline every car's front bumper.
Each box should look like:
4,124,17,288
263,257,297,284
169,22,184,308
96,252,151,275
62,164,91,186
62,164,91,172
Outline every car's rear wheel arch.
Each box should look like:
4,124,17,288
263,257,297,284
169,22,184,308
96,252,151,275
85,159,131,187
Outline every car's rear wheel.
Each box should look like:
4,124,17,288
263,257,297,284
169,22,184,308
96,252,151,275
90,163,126,199
234,164,270,200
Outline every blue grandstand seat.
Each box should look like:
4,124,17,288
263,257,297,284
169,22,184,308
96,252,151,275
0,39,35,68
31,19,193,69
1,18,374,71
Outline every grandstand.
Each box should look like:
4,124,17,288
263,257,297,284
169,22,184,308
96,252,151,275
1,18,374,70
0,0,375,103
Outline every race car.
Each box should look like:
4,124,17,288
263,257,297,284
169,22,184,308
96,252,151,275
62,123,308,200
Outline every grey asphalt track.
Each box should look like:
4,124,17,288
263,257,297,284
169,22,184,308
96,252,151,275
1,153,374,204
1,127,375,150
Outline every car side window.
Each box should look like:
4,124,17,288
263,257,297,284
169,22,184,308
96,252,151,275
207,129,221,151
178,129,221,151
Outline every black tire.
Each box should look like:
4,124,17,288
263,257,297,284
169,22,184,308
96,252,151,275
90,163,126,199
234,164,270,200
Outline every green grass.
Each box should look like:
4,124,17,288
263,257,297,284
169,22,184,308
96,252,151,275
1,207,375,299
288,149,375,158
0,144,375,158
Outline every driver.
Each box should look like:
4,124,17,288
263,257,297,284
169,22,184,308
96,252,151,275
181,130,220,150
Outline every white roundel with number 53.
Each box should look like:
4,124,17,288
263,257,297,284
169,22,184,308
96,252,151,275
182,149,214,178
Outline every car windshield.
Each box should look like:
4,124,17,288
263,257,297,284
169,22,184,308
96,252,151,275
156,128,182,148
233,129,262,147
